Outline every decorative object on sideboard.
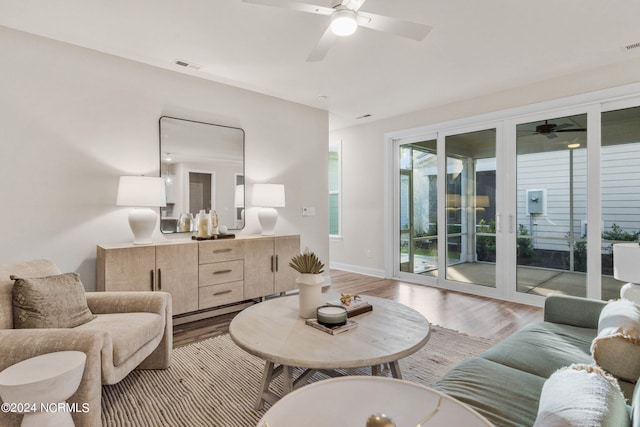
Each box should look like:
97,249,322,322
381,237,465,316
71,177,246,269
289,249,325,318
196,209,208,238
178,212,194,232
614,242,640,304
252,183,285,235
116,176,166,245
210,210,219,235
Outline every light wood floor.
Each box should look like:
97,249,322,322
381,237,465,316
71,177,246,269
173,269,543,348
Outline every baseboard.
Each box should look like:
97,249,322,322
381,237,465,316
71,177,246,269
329,262,386,278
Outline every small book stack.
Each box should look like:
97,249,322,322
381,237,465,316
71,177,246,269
305,318,358,335
328,298,373,318
344,299,373,318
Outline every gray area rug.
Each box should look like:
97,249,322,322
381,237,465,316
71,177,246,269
102,325,493,426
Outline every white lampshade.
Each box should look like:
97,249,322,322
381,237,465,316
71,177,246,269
252,183,285,235
614,243,640,283
116,176,166,245
614,242,640,305
251,184,285,208
116,176,167,207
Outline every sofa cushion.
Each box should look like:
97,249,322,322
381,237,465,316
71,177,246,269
75,312,163,366
434,357,546,427
11,272,96,328
592,299,640,383
482,321,595,378
533,364,630,427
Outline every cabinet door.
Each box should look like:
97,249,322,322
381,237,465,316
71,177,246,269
156,243,199,315
274,236,300,293
243,238,275,299
98,246,156,292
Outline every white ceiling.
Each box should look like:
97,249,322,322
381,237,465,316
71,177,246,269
2,0,640,129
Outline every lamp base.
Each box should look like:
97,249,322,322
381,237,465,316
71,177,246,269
620,282,640,305
128,207,157,245
258,207,278,236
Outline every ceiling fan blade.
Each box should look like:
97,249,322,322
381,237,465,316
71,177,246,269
243,0,333,16
307,26,337,62
357,11,432,41
555,128,587,133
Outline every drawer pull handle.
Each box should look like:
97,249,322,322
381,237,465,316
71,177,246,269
213,290,232,296
213,269,232,275
213,248,232,254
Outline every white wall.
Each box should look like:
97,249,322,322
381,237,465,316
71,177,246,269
0,26,329,290
330,56,640,277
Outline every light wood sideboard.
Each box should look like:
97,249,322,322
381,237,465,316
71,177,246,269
96,234,300,316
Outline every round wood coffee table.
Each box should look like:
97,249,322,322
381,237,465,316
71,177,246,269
257,376,494,427
229,294,430,409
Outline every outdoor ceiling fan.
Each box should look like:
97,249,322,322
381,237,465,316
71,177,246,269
242,0,432,61
521,120,587,139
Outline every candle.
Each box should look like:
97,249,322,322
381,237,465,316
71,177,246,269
316,305,348,327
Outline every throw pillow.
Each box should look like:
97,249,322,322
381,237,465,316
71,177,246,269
591,299,640,382
533,364,630,427
11,272,96,328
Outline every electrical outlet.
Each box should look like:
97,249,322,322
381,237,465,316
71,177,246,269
302,207,316,217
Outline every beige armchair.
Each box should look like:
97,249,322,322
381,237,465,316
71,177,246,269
0,259,172,427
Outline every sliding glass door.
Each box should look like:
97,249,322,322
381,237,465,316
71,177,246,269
445,129,497,288
393,94,640,304
514,113,588,297
396,126,500,292
601,105,640,300
399,139,438,277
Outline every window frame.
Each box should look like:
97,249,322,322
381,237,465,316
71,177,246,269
329,140,342,238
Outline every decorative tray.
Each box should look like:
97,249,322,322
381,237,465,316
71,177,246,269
191,234,236,241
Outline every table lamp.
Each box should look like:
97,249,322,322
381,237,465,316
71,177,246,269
116,176,167,245
251,183,285,235
614,242,640,304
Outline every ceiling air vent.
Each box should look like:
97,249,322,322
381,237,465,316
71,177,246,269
623,41,640,51
173,59,201,71
356,114,372,120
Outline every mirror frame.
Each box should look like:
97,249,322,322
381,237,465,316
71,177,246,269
158,116,245,233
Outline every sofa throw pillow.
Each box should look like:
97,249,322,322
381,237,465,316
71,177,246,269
533,364,630,427
591,299,640,382
11,272,96,328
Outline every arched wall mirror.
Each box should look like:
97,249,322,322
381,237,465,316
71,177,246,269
159,116,245,233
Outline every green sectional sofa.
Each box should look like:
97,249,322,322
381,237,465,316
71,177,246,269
434,294,640,427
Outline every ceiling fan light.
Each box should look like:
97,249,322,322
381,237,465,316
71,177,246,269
330,8,358,36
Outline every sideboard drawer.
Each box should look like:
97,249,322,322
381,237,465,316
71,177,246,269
199,281,244,309
199,240,245,264
199,260,244,286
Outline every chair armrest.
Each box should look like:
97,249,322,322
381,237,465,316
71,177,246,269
0,328,106,427
85,291,171,315
0,328,106,369
544,294,607,329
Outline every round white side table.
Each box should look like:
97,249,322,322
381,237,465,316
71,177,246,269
0,351,86,427
257,376,494,427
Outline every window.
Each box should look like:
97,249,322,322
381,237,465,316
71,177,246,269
329,141,341,237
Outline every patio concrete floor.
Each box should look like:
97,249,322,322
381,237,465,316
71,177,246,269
412,260,622,301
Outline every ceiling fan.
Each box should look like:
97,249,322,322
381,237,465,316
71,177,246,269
242,0,432,61
521,120,587,139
